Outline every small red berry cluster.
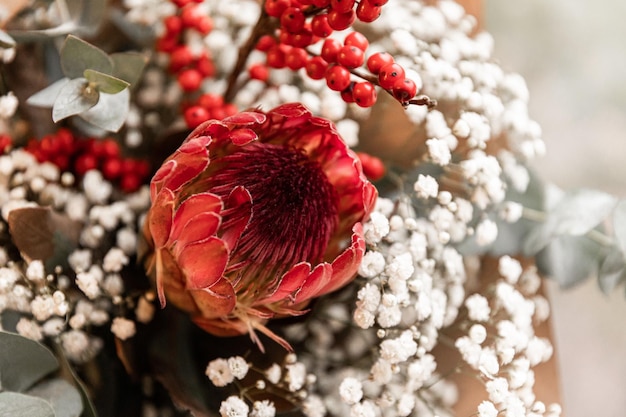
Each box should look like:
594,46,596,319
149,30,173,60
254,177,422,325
156,0,215,93
252,0,417,108
25,129,150,193
183,93,239,128
0,134,12,154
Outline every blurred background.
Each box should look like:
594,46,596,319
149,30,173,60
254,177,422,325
485,1,626,416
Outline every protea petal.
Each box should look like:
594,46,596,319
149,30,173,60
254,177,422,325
148,188,175,248
293,263,333,304
170,192,222,242
189,279,235,319
220,186,252,252
178,237,228,289
173,212,221,253
258,262,311,305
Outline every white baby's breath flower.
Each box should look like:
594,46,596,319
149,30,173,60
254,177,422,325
414,174,439,199
477,400,499,417
111,317,136,340
251,400,276,417
25,260,45,283
465,293,491,322
339,377,363,405
475,219,498,246
219,396,249,417
228,356,249,380
285,362,307,392
207,358,234,387
426,138,452,165
498,255,523,284
358,251,386,278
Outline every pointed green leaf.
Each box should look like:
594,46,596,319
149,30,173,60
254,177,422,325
0,30,16,48
79,89,130,132
27,78,70,108
110,52,148,86
54,343,98,417
598,247,626,294
52,78,99,123
0,332,59,392
60,35,112,79
27,379,83,417
84,69,130,94
0,392,55,417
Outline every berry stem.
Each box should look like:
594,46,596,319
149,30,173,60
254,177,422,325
223,8,277,103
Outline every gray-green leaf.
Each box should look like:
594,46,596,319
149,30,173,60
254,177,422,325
27,78,70,108
551,189,617,236
84,69,130,94
27,379,83,417
0,392,55,417
52,78,99,123
0,332,59,392
79,88,130,132
612,199,626,254
110,52,148,86
0,30,16,48
598,247,626,294
60,35,113,79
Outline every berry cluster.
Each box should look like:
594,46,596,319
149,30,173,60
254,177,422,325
25,129,150,192
183,93,239,128
0,134,12,153
253,0,418,108
156,0,215,93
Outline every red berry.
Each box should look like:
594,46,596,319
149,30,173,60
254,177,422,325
249,62,270,81
330,0,356,13
321,38,342,63
164,16,183,34
344,31,369,51
266,46,287,69
180,5,203,29
356,1,382,22
184,105,210,128
280,7,306,33
311,14,333,38
356,151,386,181
378,63,405,90
285,47,308,70
352,81,377,107
366,51,394,74
392,78,418,102
177,68,203,92
156,35,178,53
101,139,120,158
168,46,194,72
52,154,70,171
367,0,389,6
265,0,290,17
305,56,329,80
120,174,142,193
194,16,213,35
337,45,364,69
327,9,356,30
222,103,238,117
289,29,314,48
340,82,355,103
256,35,277,52
198,93,224,109
172,0,193,6
102,158,123,180
311,0,330,6
196,54,215,77
74,154,98,176
325,65,351,91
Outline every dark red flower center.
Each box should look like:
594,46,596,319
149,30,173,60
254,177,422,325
208,143,339,280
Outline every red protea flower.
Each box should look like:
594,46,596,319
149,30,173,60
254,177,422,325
143,103,376,349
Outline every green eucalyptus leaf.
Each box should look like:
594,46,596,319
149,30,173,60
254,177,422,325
84,69,130,94
60,35,113,79
27,379,83,417
110,52,149,86
0,392,55,417
598,247,626,294
27,78,70,108
0,332,59,392
54,343,98,417
536,234,608,288
0,30,16,48
79,89,130,132
52,78,99,123
612,199,626,254
551,189,617,236
68,0,107,34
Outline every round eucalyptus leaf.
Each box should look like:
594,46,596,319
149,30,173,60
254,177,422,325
0,332,59,392
27,379,83,417
27,78,70,108
60,35,113,79
110,52,148,86
598,247,626,294
612,199,626,254
551,189,617,236
84,69,129,94
52,78,99,123
79,88,129,132
0,392,55,417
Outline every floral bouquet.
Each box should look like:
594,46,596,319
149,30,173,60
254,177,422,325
1,1,624,416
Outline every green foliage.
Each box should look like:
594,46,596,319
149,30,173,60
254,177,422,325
0,332,85,417
26,35,147,133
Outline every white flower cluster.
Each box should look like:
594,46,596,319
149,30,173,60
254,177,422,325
456,259,560,417
206,353,321,417
0,148,151,361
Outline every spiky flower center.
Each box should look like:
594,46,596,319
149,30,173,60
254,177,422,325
208,143,339,285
